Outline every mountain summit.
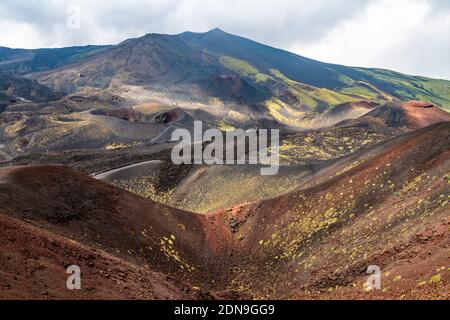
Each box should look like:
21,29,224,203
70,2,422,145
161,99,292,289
24,28,450,111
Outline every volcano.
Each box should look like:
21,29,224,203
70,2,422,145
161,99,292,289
0,28,449,301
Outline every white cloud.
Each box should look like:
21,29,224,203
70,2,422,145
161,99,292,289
0,19,44,48
292,0,450,79
380,3,450,79
0,0,370,48
0,0,448,79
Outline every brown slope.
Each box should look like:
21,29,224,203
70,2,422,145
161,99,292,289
0,165,221,292
338,101,450,133
0,214,206,300
308,101,378,129
203,122,450,299
0,123,449,300
401,100,450,128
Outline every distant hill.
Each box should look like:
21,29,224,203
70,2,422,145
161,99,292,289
0,45,109,74
338,100,450,132
0,72,63,107
17,28,449,114
0,29,449,153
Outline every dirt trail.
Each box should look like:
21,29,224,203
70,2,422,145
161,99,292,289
93,160,162,181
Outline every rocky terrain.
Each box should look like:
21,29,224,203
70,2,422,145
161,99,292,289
0,29,449,300
0,122,448,300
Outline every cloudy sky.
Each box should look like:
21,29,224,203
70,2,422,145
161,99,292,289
0,0,449,79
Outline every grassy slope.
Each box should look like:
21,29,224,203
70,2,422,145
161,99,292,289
218,54,450,116
333,67,450,111
219,56,363,113
196,30,450,112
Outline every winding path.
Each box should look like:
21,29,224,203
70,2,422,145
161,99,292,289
93,160,162,180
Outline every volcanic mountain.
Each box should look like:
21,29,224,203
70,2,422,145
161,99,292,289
0,28,449,300
22,29,450,117
0,29,448,155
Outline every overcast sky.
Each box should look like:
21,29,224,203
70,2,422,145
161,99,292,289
0,0,449,79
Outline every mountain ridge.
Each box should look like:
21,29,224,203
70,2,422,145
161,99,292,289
0,29,449,121
32,29,450,113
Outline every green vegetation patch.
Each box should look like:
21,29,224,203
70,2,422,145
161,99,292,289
355,68,450,110
220,56,259,77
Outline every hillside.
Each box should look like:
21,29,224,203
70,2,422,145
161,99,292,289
0,29,448,157
29,28,450,115
339,101,450,133
0,122,448,299
0,45,109,74
0,72,63,107
0,214,206,299
95,101,450,213
203,122,450,298
0,28,449,301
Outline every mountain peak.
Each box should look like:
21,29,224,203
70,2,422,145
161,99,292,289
205,27,227,35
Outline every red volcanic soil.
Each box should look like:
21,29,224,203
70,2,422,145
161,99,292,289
204,122,450,299
134,102,169,113
0,165,220,297
401,100,450,129
0,214,206,300
0,122,449,300
338,101,450,133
